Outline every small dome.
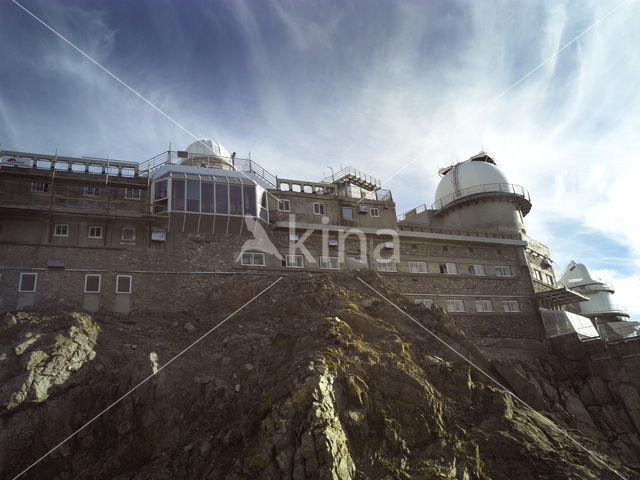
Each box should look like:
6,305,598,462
434,155,510,206
185,139,231,159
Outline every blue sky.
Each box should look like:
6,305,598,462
1,0,638,316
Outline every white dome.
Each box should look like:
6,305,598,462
185,139,231,159
434,157,510,206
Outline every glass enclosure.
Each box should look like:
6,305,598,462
152,172,267,221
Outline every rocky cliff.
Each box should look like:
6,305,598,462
1,272,638,479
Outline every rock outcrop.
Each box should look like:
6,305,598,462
0,272,638,479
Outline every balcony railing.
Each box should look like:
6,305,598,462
431,182,530,210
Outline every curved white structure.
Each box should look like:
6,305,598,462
435,156,511,206
181,139,233,170
559,261,629,320
185,139,231,159
428,153,531,234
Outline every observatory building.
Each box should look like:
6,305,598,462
0,140,636,357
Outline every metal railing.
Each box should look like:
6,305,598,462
431,182,530,210
138,151,278,188
233,158,277,188
1,150,139,177
580,303,628,315
569,282,615,293
322,166,381,189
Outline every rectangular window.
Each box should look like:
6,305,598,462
31,182,48,192
243,185,257,216
409,262,427,273
475,300,493,312
84,186,101,197
495,265,512,277
376,259,397,272
186,179,200,212
278,199,291,212
439,263,457,274
342,207,355,219
468,264,486,276
241,252,266,266
328,238,339,247
369,207,380,217
171,179,185,211
319,256,340,269
88,226,103,239
154,179,168,200
19,273,37,292
121,227,136,242
283,255,304,268
54,224,69,237
116,275,132,294
124,188,142,200
544,273,555,285
215,182,229,214
532,269,543,281
84,274,101,293
201,182,214,213
445,299,465,312
289,233,299,241
503,300,520,312
229,184,243,215
313,202,325,215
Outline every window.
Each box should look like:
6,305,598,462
154,179,168,200
532,269,543,281
278,199,290,212
313,203,325,215
84,186,101,197
283,255,304,268
475,300,493,312
289,233,299,241
216,182,229,214
328,238,339,247
19,273,37,292
409,262,427,273
172,179,185,211
443,246,448,252
31,182,48,192
439,263,457,274
503,300,520,312
414,299,434,308
370,207,380,217
121,227,136,242
124,188,141,200
495,265,512,277
445,300,465,312
227,182,244,215
544,273,555,285
342,207,354,219
201,182,214,213
88,226,103,239
84,274,101,293
468,264,486,276
241,252,265,266
243,185,257,216
376,259,397,272
319,256,340,269
54,224,69,237
116,275,132,293
186,179,200,212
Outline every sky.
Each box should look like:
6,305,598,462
0,0,638,317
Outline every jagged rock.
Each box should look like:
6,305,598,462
0,274,638,479
184,322,196,333
619,383,640,432
0,312,98,411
